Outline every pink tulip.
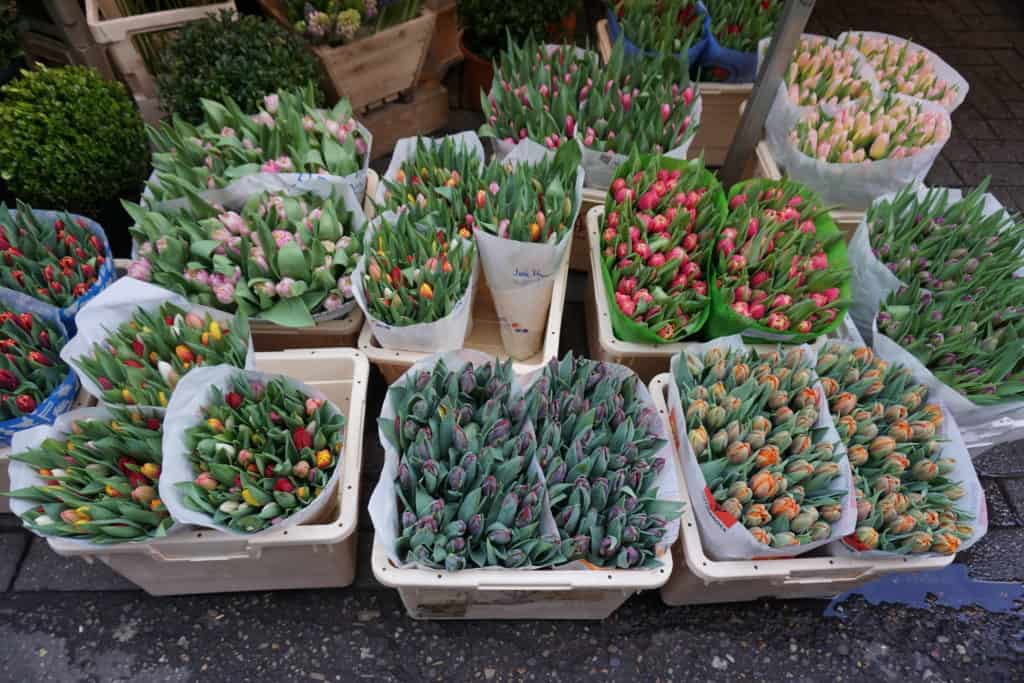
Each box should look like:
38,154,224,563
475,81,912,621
732,301,750,317
772,294,792,308
728,194,747,210
648,253,666,268
766,312,790,331
748,303,766,320
751,271,770,288
617,277,637,295
751,289,768,304
667,246,685,262
733,285,751,303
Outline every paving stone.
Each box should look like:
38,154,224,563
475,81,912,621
988,186,1021,210
982,479,1021,527
960,527,1024,582
0,513,24,532
940,136,980,162
12,537,138,592
1001,476,1024,520
925,155,962,186
990,49,1024,82
972,441,1024,476
971,140,1024,162
937,47,994,65
0,532,28,591
989,118,1024,140
951,161,1024,185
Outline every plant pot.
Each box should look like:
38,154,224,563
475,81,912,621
313,9,437,111
545,11,576,42
459,31,493,112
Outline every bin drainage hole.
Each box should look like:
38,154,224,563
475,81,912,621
437,574,442,579
283,531,288,535
347,485,353,490
753,565,759,570
829,560,834,565
608,575,613,580
196,533,203,538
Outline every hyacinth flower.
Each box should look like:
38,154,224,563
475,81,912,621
361,212,476,326
178,374,345,533
290,0,421,45
782,36,874,108
713,179,850,338
147,87,367,202
709,0,782,53
674,345,847,549
72,302,250,407
576,39,699,156
528,353,682,568
380,358,562,570
612,0,704,55
475,142,581,244
0,308,70,419
600,153,724,342
789,94,950,164
816,343,975,554
876,276,1024,406
0,202,110,308
865,179,1024,291
839,33,959,109
7,409,170,543
125,188,363,328
480,35,601,151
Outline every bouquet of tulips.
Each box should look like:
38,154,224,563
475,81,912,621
600,154,724,343
815,343,985,556
668,342,855,559
125,186,366,328
7,408,170,544
146,87,371,208
709,179,850,342
0,304,79,444
481,35,701,190
377,134,486,222
773,35,876,109
838,32,966,111
353,211,478,352
789,95,950,164
707,0,780,53
372,354,563,570
608,0,708,57
527,353,682,567
849,180,1021,336
62,279,251,408
0,203,114,325
165,369,346,534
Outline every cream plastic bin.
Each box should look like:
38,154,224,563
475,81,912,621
570,187,605,272
359,248,569,384
44,348,369,596
648,373,955,605
752,140,864,242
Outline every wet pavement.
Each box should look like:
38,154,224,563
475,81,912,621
4,0,1024,680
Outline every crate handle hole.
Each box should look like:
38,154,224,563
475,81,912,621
608,575,613,580
283,530,288,535
753,564,758,570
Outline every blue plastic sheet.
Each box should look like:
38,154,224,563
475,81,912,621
605,3,710,66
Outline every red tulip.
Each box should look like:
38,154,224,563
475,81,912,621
15,394,36,413
226,391,243,409
292,427,313,450
0,369,16,391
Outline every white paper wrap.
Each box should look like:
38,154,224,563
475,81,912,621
759,34,882,156
819,353,987,558
766,94,949,211
368,350,557,570
872,319,1024,452
351,212,479,353
9,406,182,549
60,278,256,406
473,141,582,360
158,364,346,536
836,31,969,113
667,336,857,560
848,187,1008,343
143,121,373,211
375,132,486,206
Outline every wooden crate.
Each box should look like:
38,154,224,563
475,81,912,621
570,187,604,273
21,0,116,78
421,0,462,82
359,81,450,160
312,10,437,112
250,309,363,352
595,18,752,167
359,251,570,384
83,0,237,124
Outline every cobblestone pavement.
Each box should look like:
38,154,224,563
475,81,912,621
3,1,1024,681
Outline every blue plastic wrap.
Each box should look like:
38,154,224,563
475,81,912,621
699,31,759,83
0,290,80,446
605,3,710,66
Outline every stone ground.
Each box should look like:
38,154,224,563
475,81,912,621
3,0,1024,681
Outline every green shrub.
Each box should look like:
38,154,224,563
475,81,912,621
156,11,323,123
0,0,19,66
456,0,549,61
0,66,150,213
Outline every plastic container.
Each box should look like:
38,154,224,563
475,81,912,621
647,373,956,605
0,388,96,515
753,140,863,241
44,348,369,596
359,246,569,383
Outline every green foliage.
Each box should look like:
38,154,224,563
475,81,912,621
156,11,323,124
455,0,549,61
0,66,149,213
0,0,20,66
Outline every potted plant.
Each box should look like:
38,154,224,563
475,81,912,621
260,0,437,112
455,0,547,111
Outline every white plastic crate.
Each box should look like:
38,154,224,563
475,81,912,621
648,373,955,605
359,245,569,384
44,348,369,595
